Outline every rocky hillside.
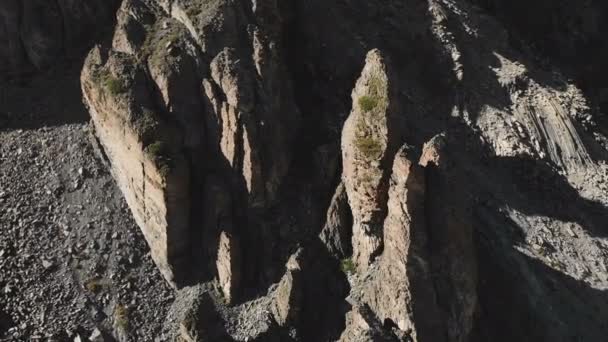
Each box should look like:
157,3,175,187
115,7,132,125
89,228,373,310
2,0,608,341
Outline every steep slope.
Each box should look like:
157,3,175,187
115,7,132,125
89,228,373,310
2,0,608,340
81,0,608,340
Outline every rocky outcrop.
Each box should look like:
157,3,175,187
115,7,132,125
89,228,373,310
216,230,241,304
357,145,443,341
338,305,399,342
342,49,401,272
347,137,477,342
319,182,353,259
0,0,120,76
271,250,303,327
82,45,192,286
71,0,608,341
82,0,300,288
271,244,349,341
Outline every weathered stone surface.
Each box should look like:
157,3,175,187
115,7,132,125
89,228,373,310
338,304,398,342
342,49,401,272
62,0,608,340
268,243,349,341
163,284,228,341
216,230,241,304
111,0,152,55
271,249,303,327
359,145,444,341
81,46,192,287
319,182,353,259
81,0,300,290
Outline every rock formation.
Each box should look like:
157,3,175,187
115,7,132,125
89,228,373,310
81,0,301,288
3,0,608,340
341,49,401,272
77,0,608,340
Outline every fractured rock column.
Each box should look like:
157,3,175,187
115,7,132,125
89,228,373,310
272,249,304,327
271,244,349,341
361,145,444,341
419,134,478,342
352,137,478,341
81,46,192,287
200,173,241,304
342,49,401,272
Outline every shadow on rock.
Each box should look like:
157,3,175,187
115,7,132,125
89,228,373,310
488,155,608,238
473,207,608,342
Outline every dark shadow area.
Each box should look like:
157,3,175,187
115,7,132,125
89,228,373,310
0,1,119,131
296,238,351,341
473,205,608,342
489,156,608,237
465,0,608,145
431,0,608,167
0,309,13,337
0,63,90,130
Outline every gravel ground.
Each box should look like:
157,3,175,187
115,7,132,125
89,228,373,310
0,66,173,341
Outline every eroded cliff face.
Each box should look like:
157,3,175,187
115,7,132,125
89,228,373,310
72,0,608,341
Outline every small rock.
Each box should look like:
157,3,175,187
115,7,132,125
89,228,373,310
42,260,54,269
89,328,104,342
566,227,578,238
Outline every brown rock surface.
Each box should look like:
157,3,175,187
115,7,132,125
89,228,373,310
4,0,607,340
358,145,444,341
342,49,401,272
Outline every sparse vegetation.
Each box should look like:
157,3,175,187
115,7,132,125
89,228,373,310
359,95,378,112
353,73,388,159
114,304,129,330
360,73,388,115
341,258,356,275
355,135,383,159
145,141,165,158
85,278,109,293
186,4,203,17
143,25,183,66
92,68,128,95
134,108,160,143
104,75,127,94
145,141,173,177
